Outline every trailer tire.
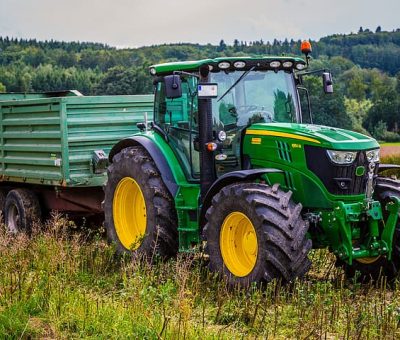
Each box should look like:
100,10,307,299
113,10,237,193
203,183,311,288
104,146,178,260
341,177,400,282
0,189,6,221
5,188,41,234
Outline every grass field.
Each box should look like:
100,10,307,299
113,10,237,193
1,154,400,339
380,143,400,158
1,214,400,339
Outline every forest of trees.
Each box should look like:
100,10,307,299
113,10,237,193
0,27,400,141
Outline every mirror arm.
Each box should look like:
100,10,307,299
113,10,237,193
297,68,330,77
173,71,200,79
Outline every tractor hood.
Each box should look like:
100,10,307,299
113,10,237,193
246,123,379,150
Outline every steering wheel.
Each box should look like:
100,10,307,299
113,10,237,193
230,105,259,115
231,106,273,125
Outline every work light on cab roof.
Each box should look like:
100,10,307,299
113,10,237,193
149,56,307,76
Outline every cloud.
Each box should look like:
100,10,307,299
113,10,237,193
0,0,399,47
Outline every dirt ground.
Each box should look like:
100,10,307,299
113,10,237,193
381,145,400,157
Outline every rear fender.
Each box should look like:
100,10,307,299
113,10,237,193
109,136,178,196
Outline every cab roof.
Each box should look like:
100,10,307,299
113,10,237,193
150,56,306,75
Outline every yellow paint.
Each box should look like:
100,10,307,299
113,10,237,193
291,143,302,149
251,137,262,144
113,177,147,250
246,129,321,144
356,256,381,264
220,212,258,277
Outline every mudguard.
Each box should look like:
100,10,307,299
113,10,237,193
109,136,178,197
200,168,282,227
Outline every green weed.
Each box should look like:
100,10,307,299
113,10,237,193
0,220,400,339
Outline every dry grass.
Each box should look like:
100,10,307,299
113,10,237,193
1,214,400,339
381,145,400,158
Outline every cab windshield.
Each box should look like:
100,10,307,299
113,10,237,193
210,70,299,128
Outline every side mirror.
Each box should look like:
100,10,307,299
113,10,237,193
322,72,333,94
164,75,182,99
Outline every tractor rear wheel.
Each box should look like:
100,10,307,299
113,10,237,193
203,183,311,287
104,146,178,259
342,177,400,281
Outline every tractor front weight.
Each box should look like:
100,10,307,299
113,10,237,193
321,198,400,265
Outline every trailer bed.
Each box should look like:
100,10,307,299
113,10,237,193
0,92,154,187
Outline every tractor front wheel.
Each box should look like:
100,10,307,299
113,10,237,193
204,183,311,287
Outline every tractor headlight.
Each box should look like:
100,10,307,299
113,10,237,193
366,149,380,163
326,150,357,164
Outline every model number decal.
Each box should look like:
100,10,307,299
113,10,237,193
291,143,302,149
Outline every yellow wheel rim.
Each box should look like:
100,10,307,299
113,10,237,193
356,256,381,264
113,177,147,250
220,212,258,277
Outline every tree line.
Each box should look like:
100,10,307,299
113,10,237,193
0,28,400,141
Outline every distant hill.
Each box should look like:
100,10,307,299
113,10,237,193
0,29,399,141
1,28,400,74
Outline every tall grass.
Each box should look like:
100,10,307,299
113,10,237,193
1,214,400,338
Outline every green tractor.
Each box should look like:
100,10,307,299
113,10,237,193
104,44,400,286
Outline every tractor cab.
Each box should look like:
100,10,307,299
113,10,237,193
151,57,310,181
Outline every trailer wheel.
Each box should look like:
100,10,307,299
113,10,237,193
104,146,178,259
0,189,6,221
341,177,400,281
203,183,311,287
5,189,41,234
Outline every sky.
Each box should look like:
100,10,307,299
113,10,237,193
1,0,399,48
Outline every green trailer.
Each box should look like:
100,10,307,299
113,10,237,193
0,90,153,230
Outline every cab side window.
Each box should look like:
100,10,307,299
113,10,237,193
154,79,200,179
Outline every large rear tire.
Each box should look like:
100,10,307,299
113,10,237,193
342,177,400,281
204,183,311,287
104,146,178,259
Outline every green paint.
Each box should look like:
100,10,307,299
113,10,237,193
318,201,392,264
356,166,365,176
133,131,201,250
150,56,306,75
381,197,400,260
143,58,400,262
0,94,154,187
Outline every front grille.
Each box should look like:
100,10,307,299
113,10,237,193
305,145,378,195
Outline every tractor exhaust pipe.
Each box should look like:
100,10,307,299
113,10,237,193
198,96,216,201
198,66,216,201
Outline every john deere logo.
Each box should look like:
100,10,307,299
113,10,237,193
356,166,365,177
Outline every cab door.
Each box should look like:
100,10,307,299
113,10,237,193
154,78,200,180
